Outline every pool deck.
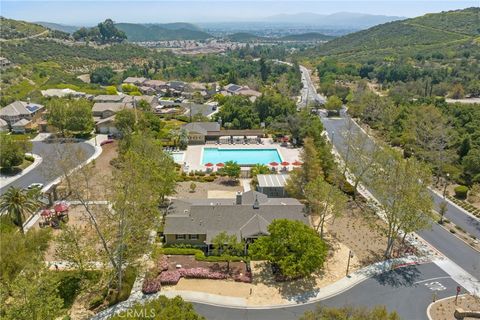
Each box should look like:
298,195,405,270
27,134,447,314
183,139,301,172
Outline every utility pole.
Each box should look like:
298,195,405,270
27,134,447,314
346,250,354,277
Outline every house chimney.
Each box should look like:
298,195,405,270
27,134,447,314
253,195,260,209
236,191,242,205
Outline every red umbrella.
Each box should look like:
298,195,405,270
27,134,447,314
281,161,290,166
269,162,279,166
204,163,214,167
54,202,69,213
292,160,303,166
216,162,224,167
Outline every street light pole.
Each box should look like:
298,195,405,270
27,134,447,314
346,250,353,277
443,173,450,199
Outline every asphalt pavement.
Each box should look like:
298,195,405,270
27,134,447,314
193,263,461,320
0,141,95,195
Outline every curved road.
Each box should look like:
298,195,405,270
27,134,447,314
0,141,96,195
193,263,462,320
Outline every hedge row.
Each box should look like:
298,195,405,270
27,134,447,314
158,247,246,262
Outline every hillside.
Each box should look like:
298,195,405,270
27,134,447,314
280,32,334,41
0,17,48,39
35,21,80,34
115,23,212,41
309,7,480,61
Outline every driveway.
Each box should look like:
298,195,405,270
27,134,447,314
0,141,96,195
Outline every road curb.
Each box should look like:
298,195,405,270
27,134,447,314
426,294,469,320
0,153,43,188
430,187,480,222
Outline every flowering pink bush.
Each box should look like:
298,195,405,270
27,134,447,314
157,256,169,272
234,272,252,283
159,271,181,285
179,267,227,280
142,276,161,294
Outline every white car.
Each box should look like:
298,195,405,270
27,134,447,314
27,183,44,190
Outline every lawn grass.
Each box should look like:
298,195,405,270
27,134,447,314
0,157,34,176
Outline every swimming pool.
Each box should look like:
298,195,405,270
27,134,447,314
202,148,282,165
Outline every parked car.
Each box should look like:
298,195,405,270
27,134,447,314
27,183,44,190
100,139,114,146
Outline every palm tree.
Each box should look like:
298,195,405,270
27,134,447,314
0,187,40,234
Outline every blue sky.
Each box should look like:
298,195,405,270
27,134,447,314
2,1,478,25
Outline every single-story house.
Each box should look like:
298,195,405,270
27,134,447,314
11,118,32,134
123,77,147,86
41,88,91,99
256,174,290,198
182,122,264,144
0,57,12,69
167,80,187,92
0,118,9,132
225,83,243,94
93,95,125,103
163,190,308,251
139,86,156,95
127,95,159,109
92,102,132,119
144,79,168,91
95,116,118,135
0,101,45,126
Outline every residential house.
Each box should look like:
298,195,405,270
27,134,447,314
11,118,32,134
163,190,308,251
92,102,131,119
123,77,147,86
95,116,118,135
0,101,45,126
256,174,289,198
93,95,125,103
224,83,261,101
0,57,12,69
167,80,187,92
144,79,168,91
0,118,9,132
41,88,92,99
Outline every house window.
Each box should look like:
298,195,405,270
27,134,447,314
189,234,198,240
175,234,185,240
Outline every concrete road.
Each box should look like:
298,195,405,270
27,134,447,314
0,141,95,195
321,116,480,280
193,263,462,320
298,66,326,108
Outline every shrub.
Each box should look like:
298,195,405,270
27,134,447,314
179,268,227,280
142,276,161,294
157,256,169,273
159,271,181,285
189,171,195,177
203,176,216,182
24,154,35,162
454,185,468,199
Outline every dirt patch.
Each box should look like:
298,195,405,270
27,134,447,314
175,180,243,199
165,255,247,276
325,201,403,265
429,294,480,320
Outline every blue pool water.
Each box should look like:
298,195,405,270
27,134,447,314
202,148,282,165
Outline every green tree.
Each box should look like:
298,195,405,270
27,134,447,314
97,19,127,43
305,177,347,238
300,305,400,320
55,225,96,276
115,109,137,137
250,219,328,278
223,161,241,181
324,95,343,111
449,83,465,99
369,148,434,257
211,231,244,272
0,187,40,234
0,135,30,170
90,66,115,85
110,296,205,320
105,85,118,95
250,164,270,177
253,91,296,125
462,148,480,184
46,98,94,135
285,137,323,198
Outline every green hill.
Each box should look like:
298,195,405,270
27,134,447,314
35,21,80,34
226,32,266,42
0,17,48,40
310,7,480,61
115,23,212,41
